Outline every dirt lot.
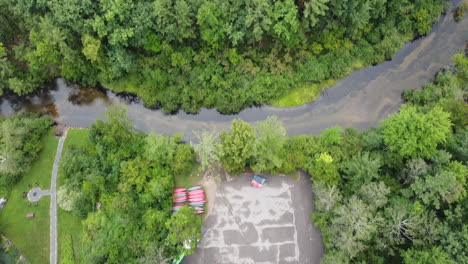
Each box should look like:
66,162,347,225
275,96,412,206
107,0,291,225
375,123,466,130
183,173,324,264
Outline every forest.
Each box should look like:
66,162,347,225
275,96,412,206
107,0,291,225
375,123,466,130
0,0,446,113
196,52,468,263
58,108,201,263
0,51,466,263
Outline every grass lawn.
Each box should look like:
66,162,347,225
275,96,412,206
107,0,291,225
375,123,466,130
269,80,335,107
57,129,91,264
0,129,59,264
174,163,203,188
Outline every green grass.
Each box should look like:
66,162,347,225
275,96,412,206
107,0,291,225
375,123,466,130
102,73,158,107
270,80,334,107
269,60,365,107
0,129,59,264
284,170,301,181
57,129,90,264
174,163,203,188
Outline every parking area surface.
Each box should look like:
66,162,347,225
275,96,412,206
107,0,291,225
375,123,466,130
183,173,324,264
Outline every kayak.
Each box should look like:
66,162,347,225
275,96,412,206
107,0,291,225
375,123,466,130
174,188,186,192
174,193,186,198
189,202,205,206
196,211,204,214
188,190,204,194
187,186,203,191
174,200,187,203
192,206,204,211
172,205,183,209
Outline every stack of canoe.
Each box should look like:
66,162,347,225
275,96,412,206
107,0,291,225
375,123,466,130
172,186,206,215
187,186,205,214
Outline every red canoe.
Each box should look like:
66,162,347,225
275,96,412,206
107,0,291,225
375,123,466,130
189,198,206,203
196,210,204,214
188,193,205,198
188,195,205,200
188,190,204,194
174,197,187,202
174,188,186,192
172,205,183,209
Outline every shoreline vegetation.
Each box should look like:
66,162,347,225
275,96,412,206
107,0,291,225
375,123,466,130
1,0,446,114
0,52,466,263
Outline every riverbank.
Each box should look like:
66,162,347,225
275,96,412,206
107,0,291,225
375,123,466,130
0,2,466,142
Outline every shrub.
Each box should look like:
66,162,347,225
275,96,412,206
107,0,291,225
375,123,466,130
60,235,76,264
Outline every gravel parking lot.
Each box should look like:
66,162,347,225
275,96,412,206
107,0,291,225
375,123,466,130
183,173,324,264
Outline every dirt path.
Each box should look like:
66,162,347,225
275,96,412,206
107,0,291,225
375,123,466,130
50,129,67,264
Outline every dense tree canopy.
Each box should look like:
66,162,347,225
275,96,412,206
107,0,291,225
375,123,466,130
0,114,52,191
60,108,201,262
0,0,445,113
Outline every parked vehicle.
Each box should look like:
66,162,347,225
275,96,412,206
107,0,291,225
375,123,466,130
250,175,266,188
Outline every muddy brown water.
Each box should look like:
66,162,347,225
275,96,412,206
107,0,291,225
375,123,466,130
1,1,467,142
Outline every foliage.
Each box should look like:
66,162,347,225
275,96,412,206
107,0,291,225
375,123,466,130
57,185,81,212
0,114,52,190
251,116,286,173
60,235,76,264
192,130,219,172
0,0,446,112
308,55,467,263
57,108,202,262
401,247,456,264
455,1,468,21
0,129,57,264
308,153,340,186
219,119,256,174
172,144,196,176
165,206,202,255
381,106,451,159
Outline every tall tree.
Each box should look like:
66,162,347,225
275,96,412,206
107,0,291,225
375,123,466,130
219,119,256,174
252,116,286,173
381,106,452,158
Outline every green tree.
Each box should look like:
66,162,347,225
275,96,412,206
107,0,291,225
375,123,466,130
381,106,451,158
303,0,330,30
219,119,256,174
402,247,456,264
410,170,464,209
320,125,343,146
308,153,340,186
172,144,195,175
90,107,143,161
342,152,382,191
192,130,219,172
252,116,286,173
165,206,202,255
329,196,381,258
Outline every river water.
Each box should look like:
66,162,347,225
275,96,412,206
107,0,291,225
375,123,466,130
1,1,467,141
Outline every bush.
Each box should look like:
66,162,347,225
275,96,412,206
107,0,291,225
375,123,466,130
57,185,81,212
172,144,196,175
454,0,468,21
60,235,76,264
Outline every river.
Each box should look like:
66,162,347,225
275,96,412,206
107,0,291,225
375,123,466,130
1,1,467,142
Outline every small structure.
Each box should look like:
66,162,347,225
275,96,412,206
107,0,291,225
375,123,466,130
26,213,35,219
0,198,7,210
